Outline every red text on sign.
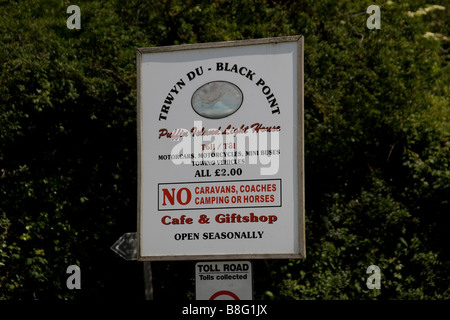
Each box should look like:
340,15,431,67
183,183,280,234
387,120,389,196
162,187,192,206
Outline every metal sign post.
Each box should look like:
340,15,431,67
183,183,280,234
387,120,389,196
111,232,153,300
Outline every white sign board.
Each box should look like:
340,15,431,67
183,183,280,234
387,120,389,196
137,36,305,260
195,261,252,300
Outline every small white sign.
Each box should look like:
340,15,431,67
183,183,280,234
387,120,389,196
195,261,252,300
110,232,137,261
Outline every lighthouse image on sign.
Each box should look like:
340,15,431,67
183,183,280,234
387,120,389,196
191,81,243,119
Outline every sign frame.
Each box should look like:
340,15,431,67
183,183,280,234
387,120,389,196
137,35,305,261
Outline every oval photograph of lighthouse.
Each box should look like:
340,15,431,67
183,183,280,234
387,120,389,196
191,81,243,119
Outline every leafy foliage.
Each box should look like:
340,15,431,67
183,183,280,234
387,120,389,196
1,0,449,299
